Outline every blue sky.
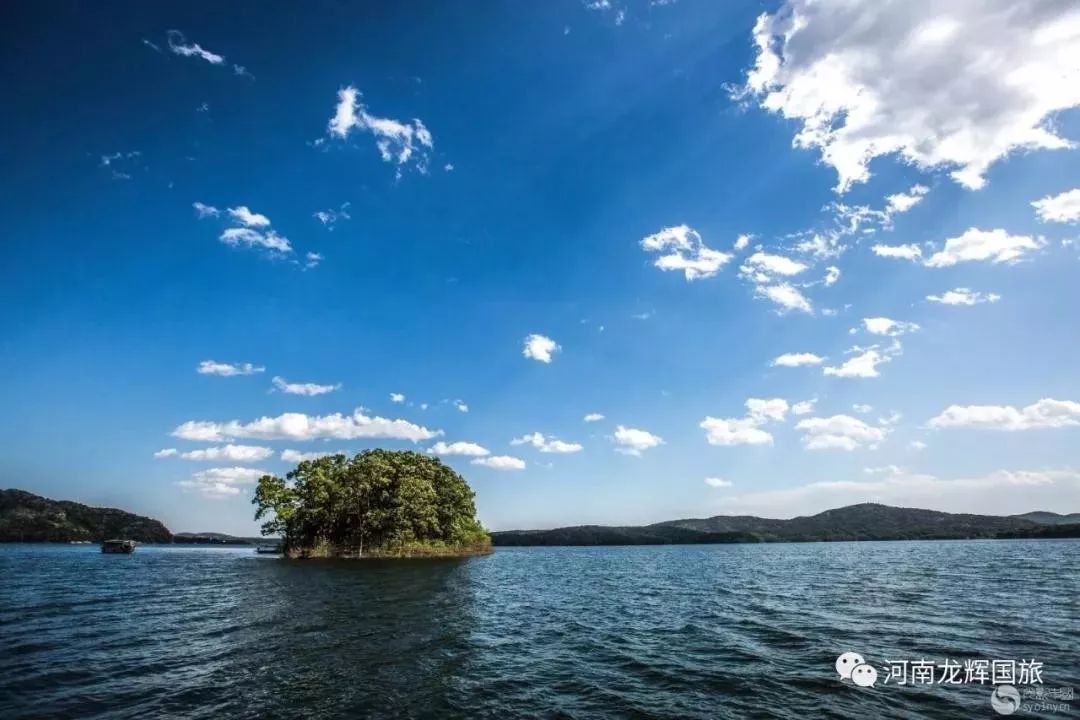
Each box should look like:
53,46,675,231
3,0,1080,535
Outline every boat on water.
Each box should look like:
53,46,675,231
101,539,136,554
255,544,282,554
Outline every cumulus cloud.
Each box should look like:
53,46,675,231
175,444,274,462
872,243,923,261
326,86,433,175
227,206,271,228
925,228,1043,267
740,0,1080,192
701,398,788,446
197,360,264,377
271,376,341,396
390,393,406,403
740,251,808,281
1032,188,1080,223
705,477,734,488
154,448,179,458
453,400,469,413
863,317,920,337
612,425,664,456
640,225,732,280
429,441,490,457
823,345,897,379
281,449,339,462
754,282,813,314
511,432,584,454
928,398,1080,431
772,352,824,367
795,414,888,450
523,334,561,363
792,399,817,416
734,234,753,251
927,288,1001,305
719,468,1080,518
471,455,526,470
177,466,267,499
885,184,930,214
172,408,441,443
584,413,605,422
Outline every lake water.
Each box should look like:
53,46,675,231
1,541,1077,718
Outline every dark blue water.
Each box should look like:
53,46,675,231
1,541,1077,719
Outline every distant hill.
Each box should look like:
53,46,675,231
172,532,271,545
0,489,172,543
1012,511,1080,526
492,503,1080,546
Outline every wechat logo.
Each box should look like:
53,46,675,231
836,652,878,688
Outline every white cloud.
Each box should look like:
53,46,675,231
177,444,274,462
734,233,753,251
824,266,840,286
928,398,1080,431
741,1,1080,192
700,416,774,447
192,202,219,218
584,413,605,422
390,393,406,403
1032,188,1080,223
872,243,923,261
303,252,323,270
719,468,1080,518
792,399,817,416
523,334,561,363
927,288,1001,305
640,225,732,281
863,317,920,337
471,455,526,470
852,404,874,415
313,203,351,229
177,466,267,499
823,345,896,379
910,440,928,451
429,441,490,457
772,352,824,367
925,228,1043,267
281,449,338,462
755,282,813,314
885,184,930,214
219,227,292,253
740,251,808,280
326,86,433,174
271,376,340,396
454,400,469,413
511,432,584,454
701,398,788,446
154,448,179,458
612,425,664,455
795,414,888,451
197,360,264,377
227,206,271,228
172,408,441,443
166,30,224,65
704,477,734,488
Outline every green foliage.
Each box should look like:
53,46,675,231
252,450,490,557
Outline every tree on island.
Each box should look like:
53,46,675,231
252,449,491,558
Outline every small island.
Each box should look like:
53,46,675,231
253,449,492,559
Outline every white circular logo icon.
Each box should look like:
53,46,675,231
851,663,878,688
990,684,1021,715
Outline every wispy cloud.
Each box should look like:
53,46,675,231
271,376,341,396
197,360,264,377
173,409,441,443
326,86,433,176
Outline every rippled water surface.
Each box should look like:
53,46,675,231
2,541,1078,718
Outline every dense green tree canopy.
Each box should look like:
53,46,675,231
253,449,489,557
